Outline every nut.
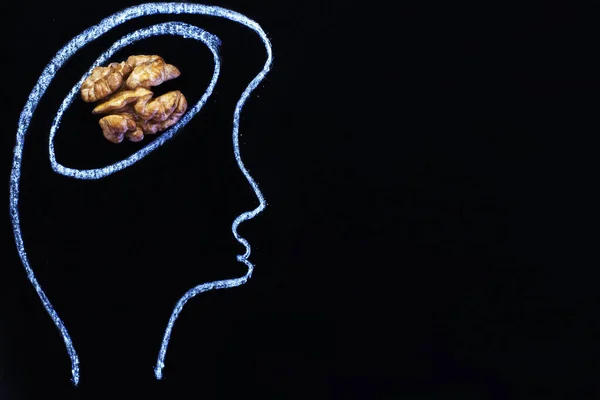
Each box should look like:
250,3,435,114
98,114,140,144
92,87,153,115
125,56,180,90
134,90,187,122
81,62,133,103
81,54,187,143
137,91,188,134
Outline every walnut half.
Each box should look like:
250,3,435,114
97,90,187,142
81,62,132,103
136,91,188,134
98,114,143,144
91,88,153,115
125,55,181,90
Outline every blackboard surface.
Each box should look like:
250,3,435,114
0,1,597,399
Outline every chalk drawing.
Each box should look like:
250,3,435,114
9,3,272,385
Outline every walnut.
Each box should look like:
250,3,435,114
136,91,188,134
81,62,133,103
134,90,187,122
98,114,142,144
92,88,153,115
124,56,180,90
81,54,187,143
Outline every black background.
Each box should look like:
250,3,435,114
0,1,598,399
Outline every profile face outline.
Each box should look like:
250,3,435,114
9,3,273,386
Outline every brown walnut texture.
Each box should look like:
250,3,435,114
81,55,188,143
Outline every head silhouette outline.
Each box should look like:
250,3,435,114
9,3,272,386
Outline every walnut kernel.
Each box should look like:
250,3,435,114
82,54,187,143
81,62,133,103
92,87,153,115
137,91,188,134
98,114,139,144
125,57,180,90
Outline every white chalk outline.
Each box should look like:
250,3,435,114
9,3,272,386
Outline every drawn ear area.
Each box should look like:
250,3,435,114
49,22,222,180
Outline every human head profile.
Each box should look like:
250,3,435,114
9,3,273,386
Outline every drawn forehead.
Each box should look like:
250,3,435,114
54,3,259,64
85,23,220,76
